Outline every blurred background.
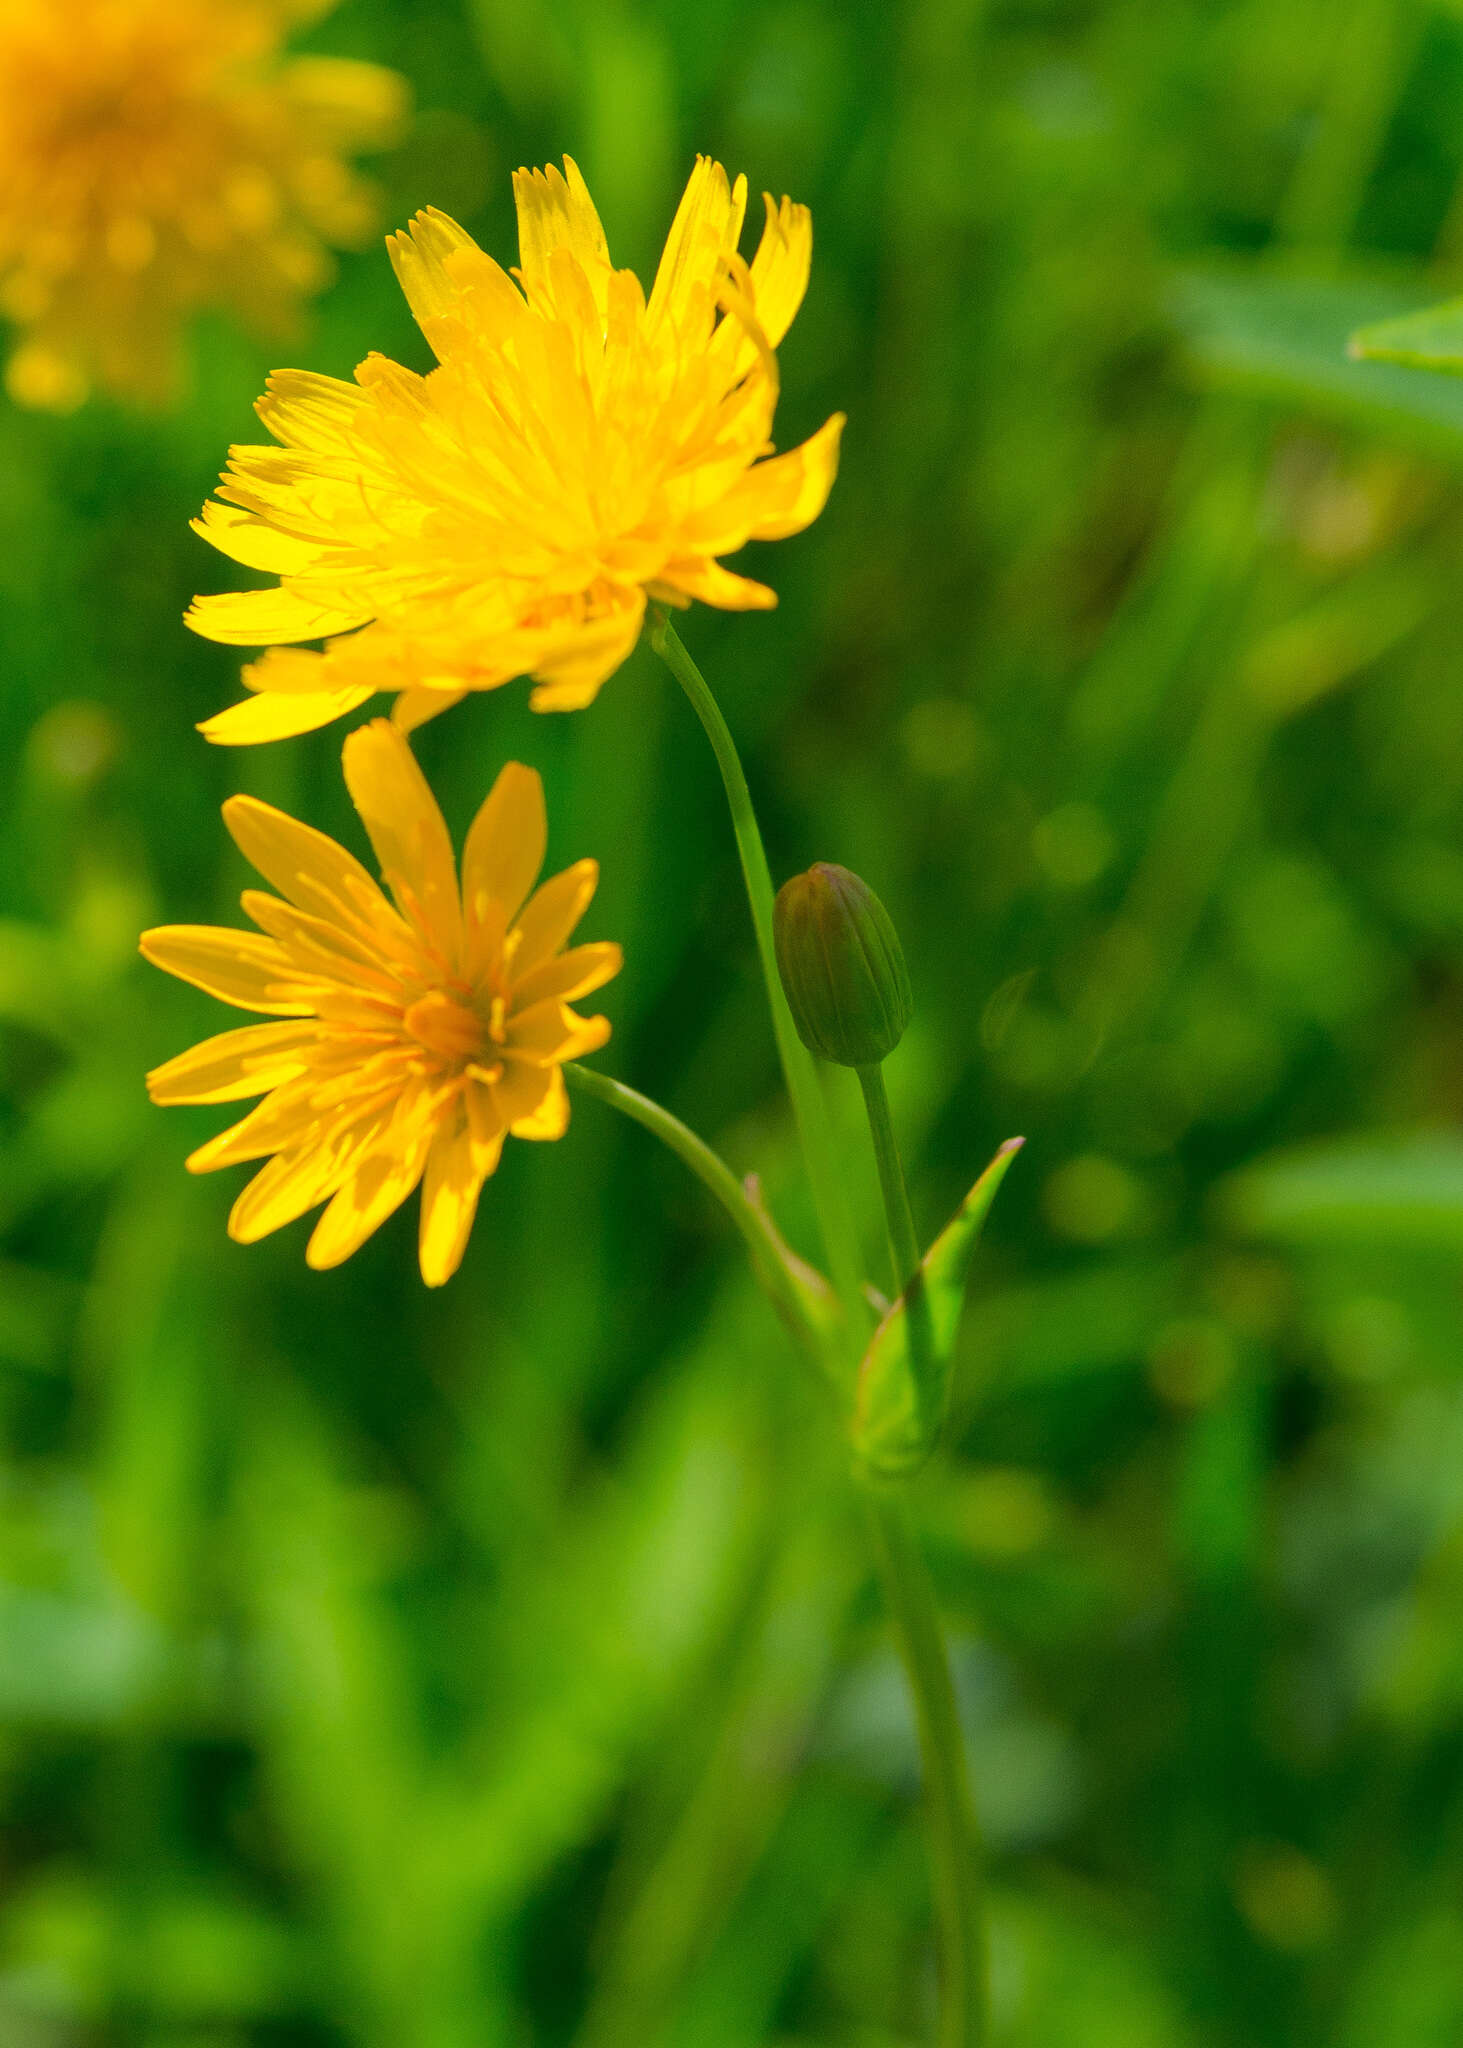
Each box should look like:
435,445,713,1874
7,0,1463,2042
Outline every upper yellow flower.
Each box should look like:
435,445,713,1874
139,720,621,1285
0,0,404,412
186,155,845,743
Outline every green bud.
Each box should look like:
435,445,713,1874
773,862,912,1068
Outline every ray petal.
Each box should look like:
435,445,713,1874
510,1066,571,1141
340,718,463,961
648,156,748,334
386,208,487,340
305,1107,437,1269
462,761,546,933
186,587,369,646
509,941,622,1012
146,1021,321,1104
506,997,611,1064
197,685,375,745
192,502,322,575
417,1106,486,1286
222,795,395,932
511,860,599,975
138,926,315,1015
513,156,611,306
747,193,813,349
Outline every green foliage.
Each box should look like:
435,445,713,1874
8,0,1463,2043
854,1140,1023,1480
1351,295,1463,374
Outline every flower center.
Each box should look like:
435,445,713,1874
402,988,487,1063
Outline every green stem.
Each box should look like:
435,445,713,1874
648,610,867,1339
857,1060,938,1434
866,1493,986,2048
856,1062,920,1296
563,1063,834,1368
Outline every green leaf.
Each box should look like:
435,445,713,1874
852,1138,1023,1479
1214,1135,1463,1250
1350,299,1463,376
1169,267,1463,461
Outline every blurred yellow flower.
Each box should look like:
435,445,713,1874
187,155,845,743
140,720,620,1284
0,0,405,412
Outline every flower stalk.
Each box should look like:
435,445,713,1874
856,1058,987,2046
857,1060,938,1431
647,608,868,1338
563,1061,839,1370
866,1493,987,2048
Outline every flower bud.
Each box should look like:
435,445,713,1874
773,862,912,1068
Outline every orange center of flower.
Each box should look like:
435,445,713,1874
402,988,488,1064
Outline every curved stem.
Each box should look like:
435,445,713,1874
563,1062,834,1367
865,1493,986,2048
647,611,868,1340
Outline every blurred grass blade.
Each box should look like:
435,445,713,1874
1215,1135,1463,1248
853,1139,1023,1479
1350,298,1463,375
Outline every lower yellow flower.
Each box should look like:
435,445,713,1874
0,0,405,411
139,720,620,1284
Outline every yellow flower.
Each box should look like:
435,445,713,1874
139,719,621,1285
186,155,845,743
0,0,405,412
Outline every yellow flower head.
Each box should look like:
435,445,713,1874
0,0,405,412
187,155,845,743
139,720,621,1285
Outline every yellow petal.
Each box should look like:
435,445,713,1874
192,501,322,575
647,156,748,334
280,55,408,140
340,719,463,962
186,588,369,646
417,1107,487,1286
715,413,845,546
510,941,622,1012
506,997,611,1065
198,685,375,746
511,859,598,975
240,891,403,993
146,1021,320,1105
392,686,467,734
228,1141,350,1244
222,795,397,935
256,368,368,453
387,208,488,337
513,157,611,299
746,193,813,349
139,926,315,1016
657,560,777,611
305,1110,437,1269
185,1079,324,1172
488,1060,552,1128
524,593,647,713
462,761,546,935
226,1087,405,1240
510,1066,570,1141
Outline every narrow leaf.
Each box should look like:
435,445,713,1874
852,1138,1023,1480
1169,267,1463,460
